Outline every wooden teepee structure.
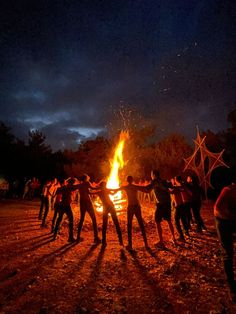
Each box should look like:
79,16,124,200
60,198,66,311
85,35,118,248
183,128,229,198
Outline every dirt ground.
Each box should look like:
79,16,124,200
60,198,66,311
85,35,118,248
0,199,236,314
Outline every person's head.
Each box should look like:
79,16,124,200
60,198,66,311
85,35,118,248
151,170,160,180
186,175,193,183
175,175,182,185
81,174,90,182
68,178,75,185
46,179,52,185
60,179,66,186
127,175,133,184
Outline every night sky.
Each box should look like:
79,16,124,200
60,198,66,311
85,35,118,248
1,0,236,151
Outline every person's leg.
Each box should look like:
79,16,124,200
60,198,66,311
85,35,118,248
192,202,204,232
87,207,100,242
111,209,123,245
51,204,59,232
51,196,56,211
180,204,189,236
174,206,185,240
215,218,235,291
65,206,75,241
135,206,148,247
192,201,205,231
154,204,164,244
22,186,29,199
54,209,64,239
102,212,108,245
163,203,176,242
77,207,86,241
167,220,176,242
48,196,52,212
41,197,49,227
38,195,45,220
127,208,134,249
156,222,163,243
155,206,164,244
184,202,192,230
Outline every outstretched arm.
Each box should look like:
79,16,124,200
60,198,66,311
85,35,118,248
89,190,101,195
88,182,100,190
105,187,121,194
134,184,152,193
107,186,124,193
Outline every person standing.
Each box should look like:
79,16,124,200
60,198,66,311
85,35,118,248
38,179,52,227
149,170,176,246
180,178,193,231
49,178,60,211
186,175,206,233
118,175,149,251
22,178,31,199
77,174,101,244
214,172,236,302
171,176,189,242
95,181,123,247
51,180,63,233
29,177,40,200
53,178,79,242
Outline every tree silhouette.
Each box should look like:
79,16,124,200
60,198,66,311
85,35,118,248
28,130,51,155
64,136,111,181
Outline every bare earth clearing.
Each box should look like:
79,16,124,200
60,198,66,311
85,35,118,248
0,199,236,314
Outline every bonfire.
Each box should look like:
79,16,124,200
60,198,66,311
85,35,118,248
95,130,129,212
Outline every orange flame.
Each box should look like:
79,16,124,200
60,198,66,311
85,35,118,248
107,131,129,211
94,131,129,212
107,130,129,190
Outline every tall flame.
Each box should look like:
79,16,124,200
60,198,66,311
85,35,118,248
107,131,128,188
107,130,129,210
93,130,129,212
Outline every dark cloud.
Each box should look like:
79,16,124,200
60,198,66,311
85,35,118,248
0,0,235,151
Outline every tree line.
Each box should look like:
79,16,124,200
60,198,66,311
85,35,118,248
0,108,235,197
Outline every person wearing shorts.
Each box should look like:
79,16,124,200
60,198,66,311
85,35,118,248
116,176,149,251
150,170,176,246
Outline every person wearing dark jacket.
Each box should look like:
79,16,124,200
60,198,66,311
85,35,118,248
170,176,190,242
186,175,206,232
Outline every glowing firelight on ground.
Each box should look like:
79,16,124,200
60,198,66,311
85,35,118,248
95,130,129,212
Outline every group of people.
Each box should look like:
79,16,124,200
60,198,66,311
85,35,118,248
38,170,207,248
37,169,236,302
22,177,41,200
